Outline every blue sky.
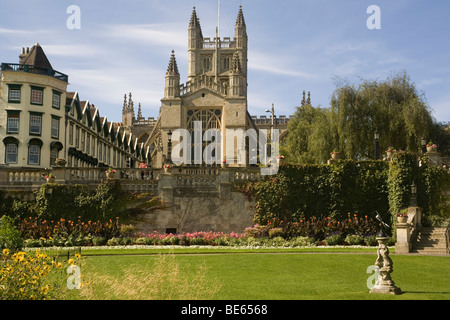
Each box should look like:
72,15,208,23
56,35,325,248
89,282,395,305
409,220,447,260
1,0,449,123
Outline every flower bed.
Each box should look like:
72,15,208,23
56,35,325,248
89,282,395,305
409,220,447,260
15,214,390,249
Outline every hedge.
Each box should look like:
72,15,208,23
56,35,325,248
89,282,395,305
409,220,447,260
244,152,447,226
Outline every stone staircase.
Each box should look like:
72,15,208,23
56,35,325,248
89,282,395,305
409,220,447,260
411,227,449,255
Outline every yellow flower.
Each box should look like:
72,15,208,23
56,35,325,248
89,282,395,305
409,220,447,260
2,249,9,256
74,253,81,258
68,259,75,265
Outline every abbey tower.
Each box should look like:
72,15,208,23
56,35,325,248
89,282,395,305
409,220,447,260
123,6,290,168
146,6,252,168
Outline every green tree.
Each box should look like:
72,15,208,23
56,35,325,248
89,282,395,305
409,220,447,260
284,71,437,164
281,104,333,164
331,71,433,160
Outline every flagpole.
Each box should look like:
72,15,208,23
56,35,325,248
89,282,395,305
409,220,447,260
218,0,220,39
215,0,220,83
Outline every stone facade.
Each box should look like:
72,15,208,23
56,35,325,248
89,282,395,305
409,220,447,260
0,44,148,169
122,6,292,169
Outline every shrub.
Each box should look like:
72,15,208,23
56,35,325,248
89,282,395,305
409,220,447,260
345,234,364,245
0,215,23,251
266,236,286,247
289,236,315,247
107,237,120,246
120,224,134,236
324,233,343,246
134,237,147,245
190,237,206,246
268,227,284,238
213,237,228,246
363,235,378,246
23,238,40,248
92,237,107,246
178,236,190,246
243,225,270,238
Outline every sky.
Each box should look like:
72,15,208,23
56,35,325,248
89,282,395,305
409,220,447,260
1,0,449,123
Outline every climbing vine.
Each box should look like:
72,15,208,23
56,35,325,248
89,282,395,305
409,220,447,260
238,154,447,226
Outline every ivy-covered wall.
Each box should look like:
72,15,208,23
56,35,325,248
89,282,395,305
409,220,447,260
241,153,446,226
0,180,129,222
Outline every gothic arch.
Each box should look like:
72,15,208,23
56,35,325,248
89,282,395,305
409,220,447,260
186,109,222,131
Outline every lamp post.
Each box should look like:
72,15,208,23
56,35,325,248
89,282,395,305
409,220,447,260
374,129,380,160
410,180,417,207
167,130,172,163
265,103,275,129
421,137,427,154
265,104,275,157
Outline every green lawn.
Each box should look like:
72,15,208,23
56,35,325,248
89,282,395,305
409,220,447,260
71,248,450,300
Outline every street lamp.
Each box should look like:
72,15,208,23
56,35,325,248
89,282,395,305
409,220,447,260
265,103,275,129
374,129,380,160
265,104,275,157
410,181,417,206
167,130,172,163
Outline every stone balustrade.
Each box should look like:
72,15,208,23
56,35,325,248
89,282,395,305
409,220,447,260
0,167,52,189
0,166,264,196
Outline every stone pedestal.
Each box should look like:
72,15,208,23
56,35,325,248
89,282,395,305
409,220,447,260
370,237,402,295
53,167,69,184
395,223,411,254
427,150,442,166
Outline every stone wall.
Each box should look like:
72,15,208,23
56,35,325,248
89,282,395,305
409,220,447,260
133,191,255,234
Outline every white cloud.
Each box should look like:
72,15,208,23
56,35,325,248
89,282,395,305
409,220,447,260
43,44,103,57
248,51,317,79
101,24,187,51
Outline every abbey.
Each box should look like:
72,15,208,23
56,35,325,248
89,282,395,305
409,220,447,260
123,6,290,168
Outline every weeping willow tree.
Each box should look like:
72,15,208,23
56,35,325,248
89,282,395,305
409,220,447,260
283,71,437,164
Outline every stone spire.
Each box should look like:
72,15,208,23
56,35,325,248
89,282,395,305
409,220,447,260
235,5,246,27
122,93,127,113
137,103,143,120
167,50,179,75
128,92,135,114
122,92,135,128
164,50,180,98
189,6,201,29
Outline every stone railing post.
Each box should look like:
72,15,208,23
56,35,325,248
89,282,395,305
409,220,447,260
52,167,69,184
158,169,174,204
407,206,421,232
395,206,421,254
395,223,411,254
218,168,231,199
0,169,8,185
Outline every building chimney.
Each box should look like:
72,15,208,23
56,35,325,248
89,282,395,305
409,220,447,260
19,47,28,64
